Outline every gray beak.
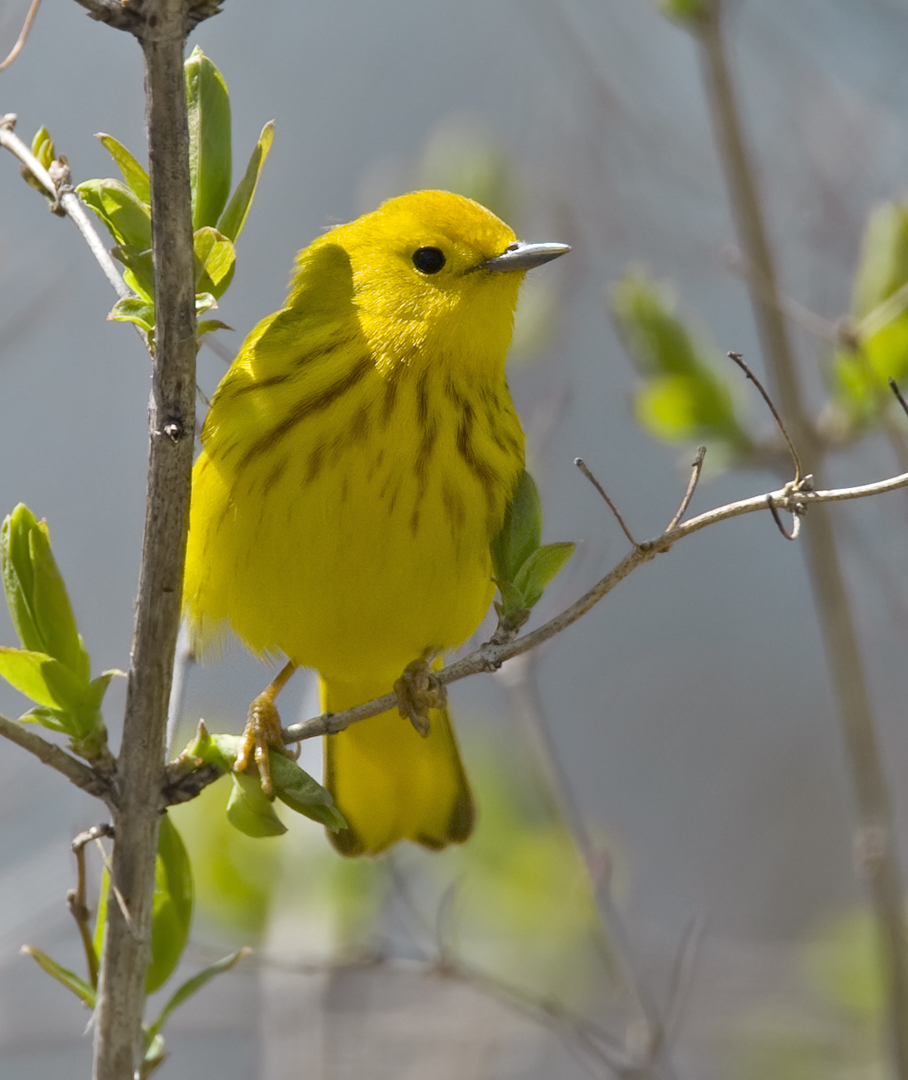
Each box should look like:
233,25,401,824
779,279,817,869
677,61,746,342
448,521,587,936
481,240,571,273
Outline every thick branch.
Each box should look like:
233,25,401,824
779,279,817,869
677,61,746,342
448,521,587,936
0,713,112,804
91,2,197,1077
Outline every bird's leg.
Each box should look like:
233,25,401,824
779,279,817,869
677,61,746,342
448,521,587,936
393,649,447,737
236,660,299,797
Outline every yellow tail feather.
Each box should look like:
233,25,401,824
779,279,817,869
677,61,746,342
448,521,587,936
322,678,474,857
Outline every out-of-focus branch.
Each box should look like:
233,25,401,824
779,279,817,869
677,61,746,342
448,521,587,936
691,3,908,1073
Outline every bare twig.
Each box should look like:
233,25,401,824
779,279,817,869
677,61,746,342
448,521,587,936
0,114,133,303
68,824,114,989
766,494,801,541
0,712,113,804
694,4,908,1072
0,0,42,70
91,2,198,1077
889,378,908,419
575,457,638,547
666,446,706,531
727,351,803,482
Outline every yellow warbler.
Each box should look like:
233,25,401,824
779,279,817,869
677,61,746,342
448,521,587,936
183,190,568,856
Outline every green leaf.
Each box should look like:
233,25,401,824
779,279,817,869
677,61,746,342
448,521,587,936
111,245,155,301
77,178,152,249
659,0,710,24
852,201,908,320
2,506,89,681
19,705,76,733
96,134,151,205
218,120,274,242
21,946,96,1008
93,865,108,960
109,297,155,334
491,470,543,585
181,722,238,773
31,126,55,170
146,815,194,994
611,271,707,378
185,46,232,230
193,226,236,299
633,371,744,447
270,752,346,830
142,1033,167,1075
24,512,89,681
195,292,217,317
146,948,250,1043
197,319,232,338
227,771,287,837
512,543,576,609
0,648,88,717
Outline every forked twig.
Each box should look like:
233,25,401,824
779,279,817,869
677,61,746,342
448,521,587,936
575,457,638,547
68,824,115,989
666,446,707,532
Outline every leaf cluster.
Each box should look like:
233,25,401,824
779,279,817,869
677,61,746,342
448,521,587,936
179,722,346,839
0,505,119,759
491,470,576,635
71,46,272,343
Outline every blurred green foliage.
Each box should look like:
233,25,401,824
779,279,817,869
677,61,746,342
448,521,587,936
611,270,751,460
732,906,891,1080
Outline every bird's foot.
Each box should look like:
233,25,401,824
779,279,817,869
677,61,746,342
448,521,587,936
236,663,299,797
394,650,447,737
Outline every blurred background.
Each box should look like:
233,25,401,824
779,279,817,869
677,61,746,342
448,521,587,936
2,0,908,1076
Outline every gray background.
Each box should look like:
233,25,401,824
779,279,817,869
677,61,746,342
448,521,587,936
2,0,908,1076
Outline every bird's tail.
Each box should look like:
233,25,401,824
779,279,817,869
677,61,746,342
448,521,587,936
321,675,474,857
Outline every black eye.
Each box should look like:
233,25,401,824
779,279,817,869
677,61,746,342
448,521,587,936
412,246,446,274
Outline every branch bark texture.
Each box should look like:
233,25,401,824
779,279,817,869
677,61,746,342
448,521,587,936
91,2,197,1077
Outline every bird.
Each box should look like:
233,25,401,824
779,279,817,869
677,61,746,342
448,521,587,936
182,189,569,855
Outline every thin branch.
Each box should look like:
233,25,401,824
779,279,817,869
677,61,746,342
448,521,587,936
279,467,908,748
0,712,112,803
666,446,706,531
889,379,908,419
766,494,801,541
727,351,803,483
575,457,638,547
0,115,133,303
0,0,42,70
68,824,114,989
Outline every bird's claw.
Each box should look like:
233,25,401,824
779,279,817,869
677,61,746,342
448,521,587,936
236,693,298,798
394,652,447,737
